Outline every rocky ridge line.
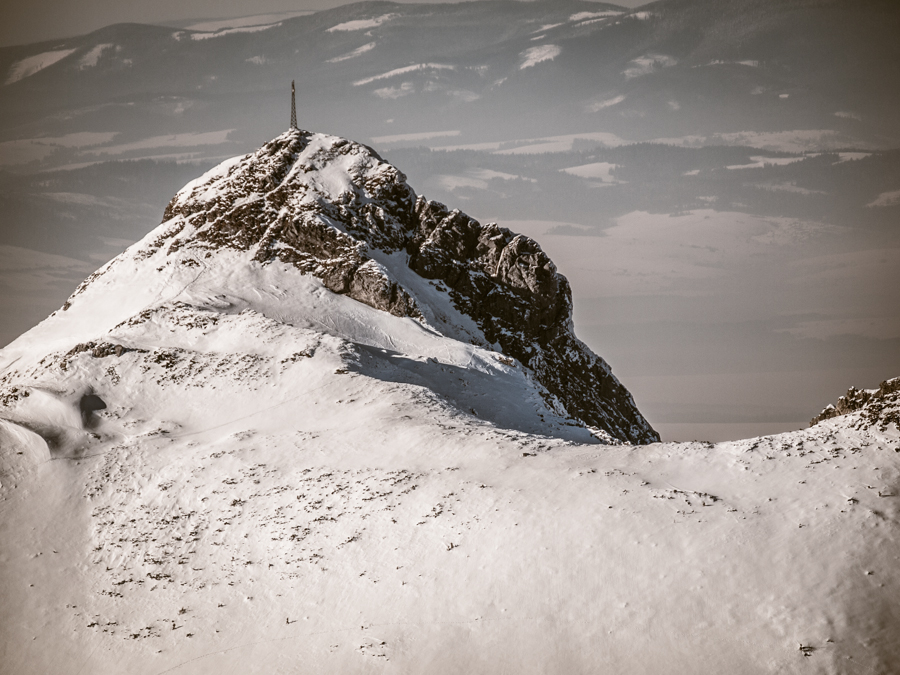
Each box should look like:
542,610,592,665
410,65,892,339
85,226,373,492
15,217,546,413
811,377,900,432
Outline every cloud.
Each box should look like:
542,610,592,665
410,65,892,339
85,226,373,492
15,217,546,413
373,82,414,99
587,95,625,112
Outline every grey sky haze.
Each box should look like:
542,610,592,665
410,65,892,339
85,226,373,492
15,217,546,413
0,0,644,47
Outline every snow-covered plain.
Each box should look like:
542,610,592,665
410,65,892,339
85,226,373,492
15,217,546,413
1,131,899,674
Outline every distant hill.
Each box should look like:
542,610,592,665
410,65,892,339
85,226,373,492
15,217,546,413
1,0,898,169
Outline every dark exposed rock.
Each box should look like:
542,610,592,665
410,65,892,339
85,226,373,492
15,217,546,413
406,198,651,443
145,129,658,443
59,341,131,370
811,377,900,432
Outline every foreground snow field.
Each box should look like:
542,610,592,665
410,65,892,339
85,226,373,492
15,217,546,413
2,378,898,674
1,129,898,674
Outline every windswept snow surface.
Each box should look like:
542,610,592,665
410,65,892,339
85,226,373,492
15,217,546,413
78,44,113,69
5,49,75,85
1,333,898,673
1,130,899,674
569,11,622,22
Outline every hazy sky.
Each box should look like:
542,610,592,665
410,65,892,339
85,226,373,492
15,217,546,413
0,0,645,47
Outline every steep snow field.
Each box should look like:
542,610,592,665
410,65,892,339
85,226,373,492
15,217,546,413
2,130,899,674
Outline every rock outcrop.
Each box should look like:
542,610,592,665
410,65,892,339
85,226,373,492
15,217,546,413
811,377,900,432
67,129,659,444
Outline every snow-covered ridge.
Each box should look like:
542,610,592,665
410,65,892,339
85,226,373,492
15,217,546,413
5,49,75,85
189,23,280,40
78,44,114,69
811,377,900,431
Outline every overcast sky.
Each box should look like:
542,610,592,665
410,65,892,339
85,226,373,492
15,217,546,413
0,0,645,48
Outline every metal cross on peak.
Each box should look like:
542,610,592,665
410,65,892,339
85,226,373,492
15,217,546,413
290,80,298,130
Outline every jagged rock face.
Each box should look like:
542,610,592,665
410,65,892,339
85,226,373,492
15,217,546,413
811,377,900,432
148,129,657,444
159,131,419,318
407,199,652,444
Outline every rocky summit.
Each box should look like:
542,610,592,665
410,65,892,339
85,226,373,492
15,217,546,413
811,376,900,431
102,128,657,444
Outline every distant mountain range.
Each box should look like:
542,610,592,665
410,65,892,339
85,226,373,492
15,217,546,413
2,0,899,170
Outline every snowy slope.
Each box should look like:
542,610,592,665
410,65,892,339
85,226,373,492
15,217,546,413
1,368,898,674
1,129,899,674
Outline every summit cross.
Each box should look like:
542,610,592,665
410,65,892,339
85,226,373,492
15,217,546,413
290,81,298,130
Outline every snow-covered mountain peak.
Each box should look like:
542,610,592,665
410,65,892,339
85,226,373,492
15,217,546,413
1,127,657,444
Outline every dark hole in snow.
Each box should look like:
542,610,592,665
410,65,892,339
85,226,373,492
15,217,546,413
80,394,106,427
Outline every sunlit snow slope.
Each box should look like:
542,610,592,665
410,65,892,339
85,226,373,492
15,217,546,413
1,129,899,674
